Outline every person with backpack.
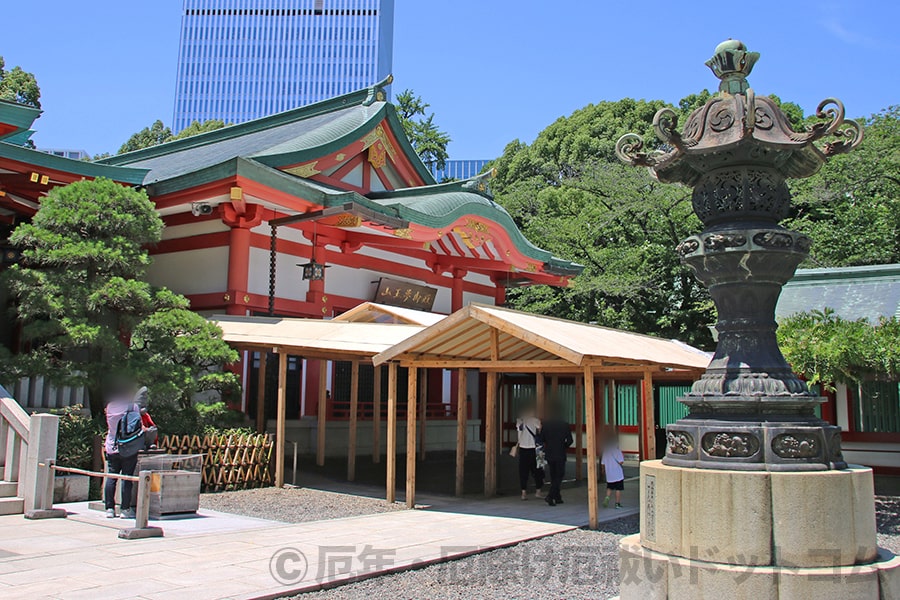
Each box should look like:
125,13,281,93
103,382,147,519
513,404,544,500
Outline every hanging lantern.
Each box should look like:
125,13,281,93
298,261,326,281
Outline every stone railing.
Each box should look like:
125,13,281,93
10,376,89,412
0,385,59,513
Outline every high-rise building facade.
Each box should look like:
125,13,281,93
172,0,394,132
430,159,489,182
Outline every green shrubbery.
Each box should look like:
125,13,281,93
148,400,251,437
50,404,100,470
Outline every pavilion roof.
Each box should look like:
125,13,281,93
333,302,446,326
211,314,424,360
777,263,900,322
373,304,711,372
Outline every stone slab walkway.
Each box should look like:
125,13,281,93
0,507,571,599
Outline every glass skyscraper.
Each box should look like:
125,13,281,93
172,0,394,132
430,159,490,182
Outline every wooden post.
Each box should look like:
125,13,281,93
275,352,288,487
386,362,397,503
347,361,360,481
406,367,418,508
575,375,584,481
455,368,468,497
373,365,382,463
584,366,599,529
536,372,546,417
642,368,656,460
256,352,267,433
484,371,498,497
316,360,327,466
418,369,426,461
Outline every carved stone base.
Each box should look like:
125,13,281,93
617,462,895,600
663,415,845,471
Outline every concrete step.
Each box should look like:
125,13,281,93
0,481,18,498
0,496,24,515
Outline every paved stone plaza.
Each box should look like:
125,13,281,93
0,481,638,599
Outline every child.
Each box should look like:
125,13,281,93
601,436,625,509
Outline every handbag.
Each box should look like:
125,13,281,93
509,443,519,458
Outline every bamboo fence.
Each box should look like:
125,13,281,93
158,432,274,491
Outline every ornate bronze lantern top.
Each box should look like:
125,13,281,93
616,40,863,226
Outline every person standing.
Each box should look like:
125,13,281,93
103,381,142,519
601,436,626,509
515,406,543,500
541,407,573,507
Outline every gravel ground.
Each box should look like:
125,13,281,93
200,487,405,523
288,498,900,600
293,515,639,600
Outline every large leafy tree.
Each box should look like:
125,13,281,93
491,97,713,348
785,106,900,267
117,119,228,154
394,89,451,171
1,178,238,417
0,56,41,108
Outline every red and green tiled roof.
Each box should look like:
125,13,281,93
102,78,582,277
0,99,40,140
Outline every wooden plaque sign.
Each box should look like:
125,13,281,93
374,277,438,311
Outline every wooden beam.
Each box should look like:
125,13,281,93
575,374,583,481
455,368,468,497
536,372,546,418
484,371,498,497
418,369,426,461
275,352,288,487
406,367,418,508
584,366,599,529
394,359,662,374
347,361,360,481
490,328,500,361
372,365,382,463
386,362,397,503
317,360,327,467
256,352,267,433
642,368,656,460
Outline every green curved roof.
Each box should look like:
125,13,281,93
100,78,435,187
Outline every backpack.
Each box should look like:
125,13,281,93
115,404,144,458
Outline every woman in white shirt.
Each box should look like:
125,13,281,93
515,406,544,500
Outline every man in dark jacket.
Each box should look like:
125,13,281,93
541,408,573,506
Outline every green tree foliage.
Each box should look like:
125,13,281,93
117,119,228,154
785,106,900,267
118,120,172,154
0,56,41,108
394,89,451,171
169,119,228,141
0,179,239,417
777,309,900,388
490,97,713,348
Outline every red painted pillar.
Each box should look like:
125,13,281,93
451,269,466,312
494,284,506,307
221,201,263,315
305,233,329,317
221,201,264,411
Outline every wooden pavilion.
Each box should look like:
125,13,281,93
373,303,709,528
213,314,424,487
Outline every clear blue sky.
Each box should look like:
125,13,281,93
3,0,898,158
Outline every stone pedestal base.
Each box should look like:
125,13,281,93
617,460,898,599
